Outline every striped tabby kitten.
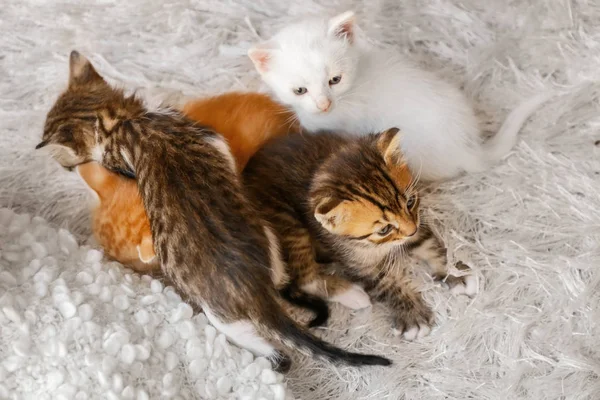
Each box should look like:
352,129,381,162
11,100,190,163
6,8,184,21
37,51,391,369
243,129,477,339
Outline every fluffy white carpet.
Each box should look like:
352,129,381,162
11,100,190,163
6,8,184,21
0,208,292,399
1,0,599,399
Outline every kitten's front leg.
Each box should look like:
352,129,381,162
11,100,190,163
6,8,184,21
409,227,478,297
369,274,434,341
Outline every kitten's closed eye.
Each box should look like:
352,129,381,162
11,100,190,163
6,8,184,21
329,75,342,85
293,87,308,95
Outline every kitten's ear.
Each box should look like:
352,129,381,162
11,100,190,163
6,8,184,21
314,197,348,232
377,127,405,166
69,50,105,87
248,42,278,74
328,11,356,43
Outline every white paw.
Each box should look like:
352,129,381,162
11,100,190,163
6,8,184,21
136,245,156,264
451,274,478,297
330,284,371,310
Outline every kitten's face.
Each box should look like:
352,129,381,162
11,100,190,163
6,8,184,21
311,128,420,250
249,11,359,115
37,51,142,175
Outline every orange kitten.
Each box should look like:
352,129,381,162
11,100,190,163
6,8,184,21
78,92,298,271
183,91,299,171
77,162,157,272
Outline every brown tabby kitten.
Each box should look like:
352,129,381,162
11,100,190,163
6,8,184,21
243,129,477,339
36,51,391,369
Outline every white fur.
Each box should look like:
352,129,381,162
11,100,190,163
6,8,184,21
330,284,372,309
207,136,237,173
251,13,552,181
120,148,135,173
136,244,156,264
264,225,289,288
202,305,276,357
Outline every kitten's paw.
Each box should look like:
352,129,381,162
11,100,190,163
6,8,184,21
330,284,371,310
444,262,478,297
392,306,434,341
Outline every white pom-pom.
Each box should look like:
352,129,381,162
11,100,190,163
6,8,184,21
272,385,286,400
112,373,124,392
76,271,94,285
3,355,23,372
134,309,150,325
13,337,31,357
165,352,179,372
188,359,208,379
103,331,130,356
19,232,35,246
157,330,175,349
261,370,277,385
140,295,157,305
243,363,261,379
46,369,65,390
78,304,94,321
216,376,233,395
136,389,149,400
58,301,77,319
99,287,112,303
176,320,195,339
120,344,136,365
113,295,130,311
150,279,163,293
31,242,48,259
85,249,104,264
3,306,21,323
135,344,150,361
122,386,136,399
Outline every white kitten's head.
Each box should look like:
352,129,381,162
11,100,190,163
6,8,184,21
248,11,359,115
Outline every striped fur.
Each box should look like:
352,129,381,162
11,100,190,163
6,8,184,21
244,129,476,337
37,51,391,369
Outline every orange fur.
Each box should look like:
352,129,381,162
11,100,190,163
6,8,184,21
77,162,157,272
79,92,298,271
182,92,300,171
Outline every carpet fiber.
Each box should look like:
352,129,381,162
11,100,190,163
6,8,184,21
1,0,599,399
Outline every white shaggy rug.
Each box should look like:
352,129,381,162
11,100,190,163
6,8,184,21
1,0,599,399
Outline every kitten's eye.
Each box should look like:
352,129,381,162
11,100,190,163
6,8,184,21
329,75,342,85
377,224,394,236
293,87,308,95
407,196,417,209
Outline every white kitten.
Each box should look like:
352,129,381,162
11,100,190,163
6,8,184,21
248,11,550,181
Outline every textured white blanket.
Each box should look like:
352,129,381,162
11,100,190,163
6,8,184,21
1,0,599,399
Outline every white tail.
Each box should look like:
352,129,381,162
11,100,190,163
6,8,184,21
479,92,554,167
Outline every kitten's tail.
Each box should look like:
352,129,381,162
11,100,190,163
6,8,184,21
473,92,553,171
259,309,391,367
279,284,330,328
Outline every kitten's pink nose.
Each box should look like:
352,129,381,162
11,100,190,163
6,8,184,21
317,98,332,112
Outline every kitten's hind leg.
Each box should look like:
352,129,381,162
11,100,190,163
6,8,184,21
202,305,290,372
410,228,478,297
301,272,372,311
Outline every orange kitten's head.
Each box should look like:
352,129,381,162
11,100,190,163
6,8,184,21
310,128,419,249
